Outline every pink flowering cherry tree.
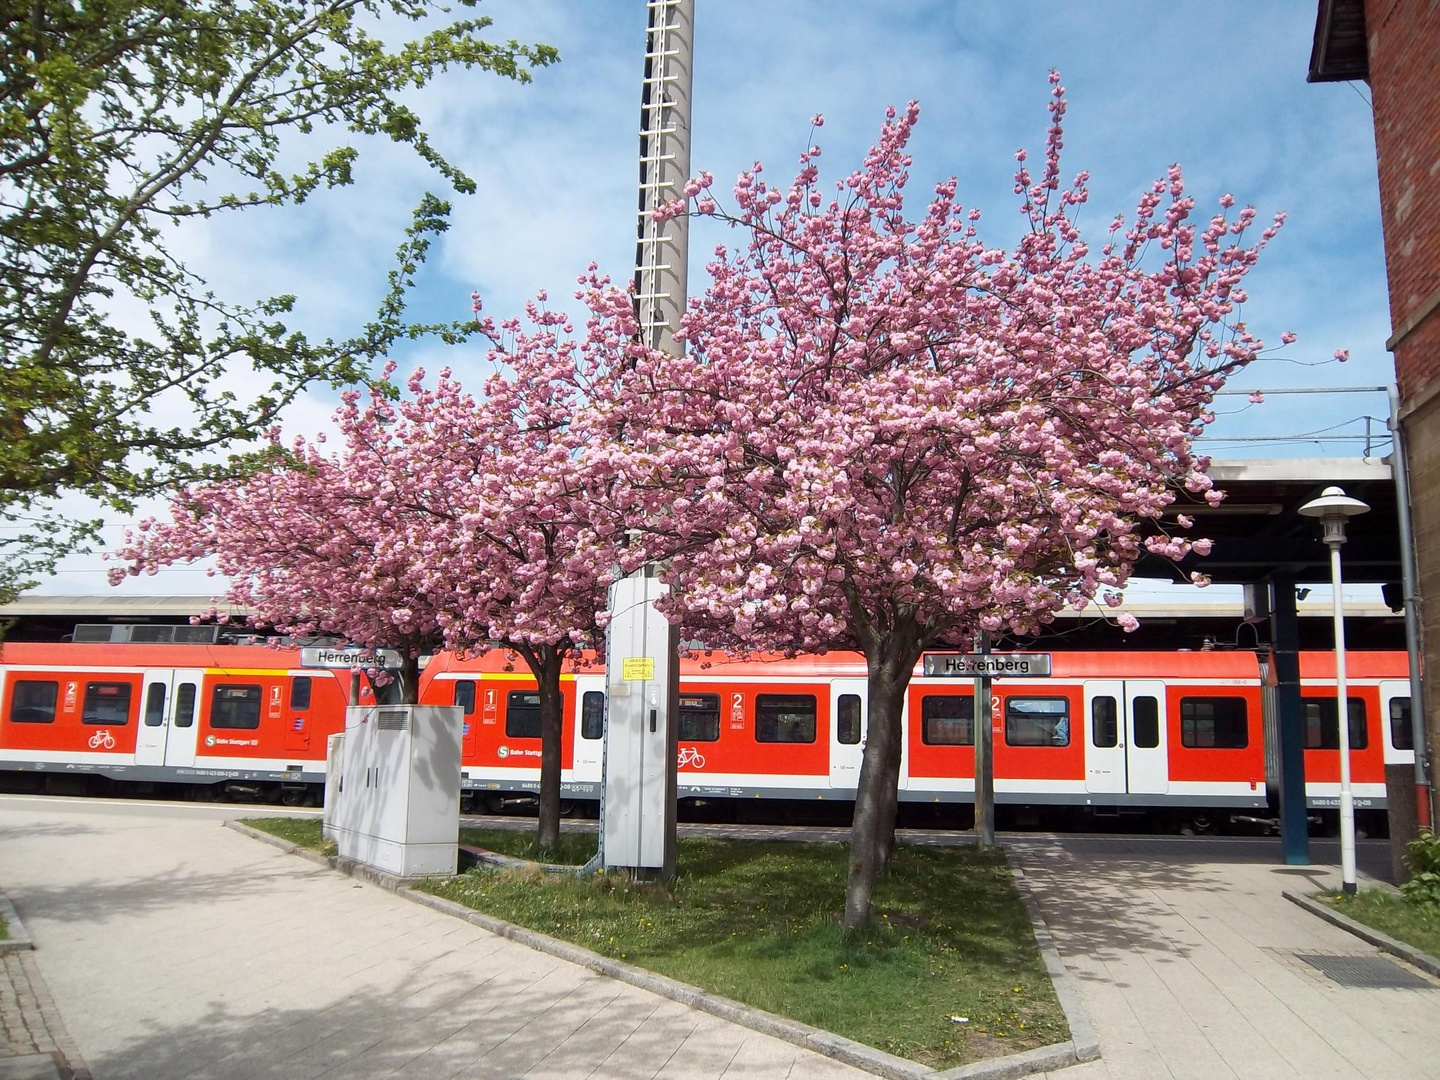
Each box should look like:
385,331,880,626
390,290,629,851
114,324,627,852
604,75,1286,928
108,380,452,700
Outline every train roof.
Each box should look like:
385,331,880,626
1296,650,1410,680
0,640,313,670
422,648,1282,680
1,641,1406,683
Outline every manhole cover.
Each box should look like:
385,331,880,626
1295,953,1434,989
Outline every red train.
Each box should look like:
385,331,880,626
0,636,1414,831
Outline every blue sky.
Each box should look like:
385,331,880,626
47,0,1395,596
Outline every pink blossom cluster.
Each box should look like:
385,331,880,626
604,76,1281,655
108,376,449,662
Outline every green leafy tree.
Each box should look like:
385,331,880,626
0,0,556,601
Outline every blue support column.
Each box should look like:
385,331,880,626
1270,572,1309,864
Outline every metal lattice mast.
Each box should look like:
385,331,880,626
599,0,694,883
633,0,693,354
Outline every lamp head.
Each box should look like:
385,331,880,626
1298,485,1370,546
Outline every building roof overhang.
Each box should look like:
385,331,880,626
1309,0,1370,83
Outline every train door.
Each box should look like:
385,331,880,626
136,669,204,768
829,679,866,789
1124,681,1168,795
1084,681,1126,794
572,675,605,783
1381,680,1414,766
1083,680,1168,796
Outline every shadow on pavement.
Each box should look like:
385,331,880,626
85,964,699,1080
0,859,331,930
1005,835,1395,972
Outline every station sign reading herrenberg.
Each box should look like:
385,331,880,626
922,653,1053,678
300,646,404,670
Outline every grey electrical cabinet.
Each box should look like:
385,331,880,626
322,732,345,843
327,705,462,877
602,573,679,875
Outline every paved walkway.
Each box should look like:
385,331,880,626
0,799,873,1080
1006,834,1440,1080
1,798,1438,1079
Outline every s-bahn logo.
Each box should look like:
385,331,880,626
495,745,539,760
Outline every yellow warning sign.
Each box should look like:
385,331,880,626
621,657,655,681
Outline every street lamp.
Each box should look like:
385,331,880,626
1298,485,1370,896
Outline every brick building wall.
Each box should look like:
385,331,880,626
1361,0,1440,810
1366,0,1440,396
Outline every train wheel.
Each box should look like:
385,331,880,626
1180,814,1218,836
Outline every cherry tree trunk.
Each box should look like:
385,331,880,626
398,655,421,706
531,645,566,853
843,636,920,930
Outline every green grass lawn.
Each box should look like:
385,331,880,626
0,913,8,940
239,817,594,864
1318,890,1440,959
244,815,337,856
457,826,599,866
238,816,1069,1069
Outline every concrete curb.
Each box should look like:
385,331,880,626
0,889,34,953
224,820,435,891
1283,889,1440,979
401,888,932,1080
228,821,1097,1079
947,861,1104,1080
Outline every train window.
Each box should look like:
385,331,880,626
1302,698,1368,751
1133,697,1160,748
211,685,262,729
755,694,817,743
454,680,476,715
290,677,312,711
144,683,167,726
506,691,542,739
1180,697,1248,749
922,694,974,745
1391,697,1413,751
679,694,720,742
9,681,58,724
1091,697,1117,748
82,682,133,725
1005,698,1070,747
837,694,863,745
175,684,196,728
581,691,605,740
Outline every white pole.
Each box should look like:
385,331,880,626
1330,540,1357,896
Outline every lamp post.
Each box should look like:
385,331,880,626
1298,485,1370,896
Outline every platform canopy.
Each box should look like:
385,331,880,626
1143,458,1401,588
